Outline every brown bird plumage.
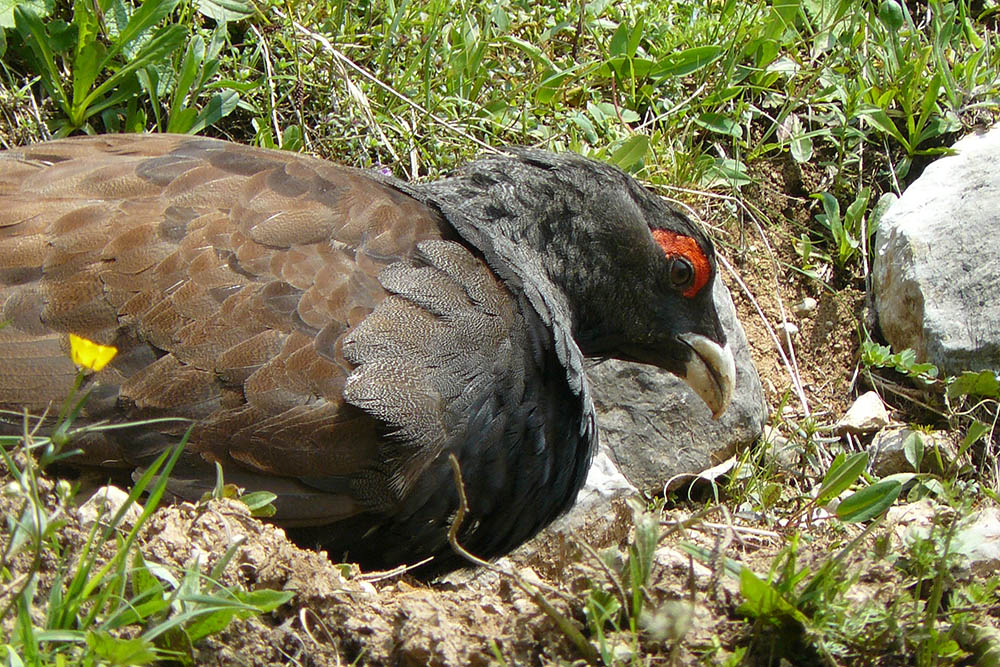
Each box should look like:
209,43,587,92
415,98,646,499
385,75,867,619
0,134,734,571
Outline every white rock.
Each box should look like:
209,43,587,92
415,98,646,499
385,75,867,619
777,321,799,353
77,485,142,529
874,125,1000,374
793,297,818,317
836,391,890,435
655,546,713,583
954,507,1000,576
886,498,938,543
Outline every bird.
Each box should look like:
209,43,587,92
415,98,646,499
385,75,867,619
0,134,735,572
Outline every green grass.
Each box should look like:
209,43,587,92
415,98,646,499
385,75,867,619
2,0,1000,663
0,368,291,665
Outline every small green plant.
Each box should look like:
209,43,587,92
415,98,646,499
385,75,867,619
862,339,941,384
0,336,292,664
204,461,278,518
7,0,250,135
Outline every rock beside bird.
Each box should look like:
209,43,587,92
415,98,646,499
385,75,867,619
0,134,734,572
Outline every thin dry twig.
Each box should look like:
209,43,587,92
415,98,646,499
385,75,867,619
359,556,434,583
446,454,602,665
662,520,780,541
297,607,339,657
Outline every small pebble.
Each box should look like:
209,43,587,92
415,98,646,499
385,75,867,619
836,391,890,435
793,297,818,317
778,321,799,351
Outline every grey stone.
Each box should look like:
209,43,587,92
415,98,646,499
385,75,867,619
874,126,1000,375
588,278,767,494
77,485,142,530
890,502,1000,578
793,297,818,317
761,424,799,470
836,391,890,435
954,507,1000,577
869,427,956,476
777,321,799,352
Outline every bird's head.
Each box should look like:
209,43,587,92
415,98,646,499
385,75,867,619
557,157,735,418
416,150,736,418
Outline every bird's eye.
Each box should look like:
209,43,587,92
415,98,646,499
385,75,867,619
669,257,694,289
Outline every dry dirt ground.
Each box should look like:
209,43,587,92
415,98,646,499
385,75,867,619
0,152,971,665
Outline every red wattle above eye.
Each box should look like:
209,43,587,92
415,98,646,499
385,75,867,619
651,229,711,298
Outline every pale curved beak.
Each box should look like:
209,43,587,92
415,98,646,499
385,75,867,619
678,333,735,419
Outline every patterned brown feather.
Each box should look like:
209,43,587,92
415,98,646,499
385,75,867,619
0,134,734,571
0,134,454,502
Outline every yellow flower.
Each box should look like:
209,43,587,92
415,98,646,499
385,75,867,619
69,334,118,372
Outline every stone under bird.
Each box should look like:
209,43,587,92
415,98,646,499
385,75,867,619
0,134,735,572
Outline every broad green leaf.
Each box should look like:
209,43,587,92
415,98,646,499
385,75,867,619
536,70,571,104
737,567,807,623
701,85,743,105
131,552,161,598
948,370,1000,399
81,24,187,117
837,480,902,522
604,55,653,81
196,0,253,22
609,21,629,57
168,34,206,120
652,45,723,78
86,632,157,665
571,113,598,143
235,588,294,612
13,6,70,112
0,0,51,28
607,134,648,171
72,0,99,61
109,588,171,627
916,116,961,147
166,107,198,134
902,431,924,471
861,108,908,149
72,42,106,110
815,451,867,506
627,16,644,58
844,187,870,229
79,75,142,122
114,0,180,55
695,112,742,138
812,191,840,230
184,609,239,643
914,70,943,141
186,90,239,134
239,489,277,515
961,420,990,455
183,589,293,642
701,158,752,188
790,133,812,162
